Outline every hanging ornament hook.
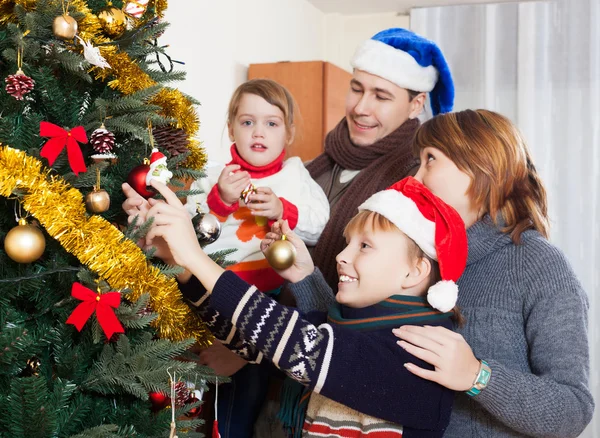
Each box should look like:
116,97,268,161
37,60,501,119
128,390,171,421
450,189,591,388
167,368,178,438
95,167,101,191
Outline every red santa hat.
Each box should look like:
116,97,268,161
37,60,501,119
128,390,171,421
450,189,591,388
149,148,166,164
358,176,468,312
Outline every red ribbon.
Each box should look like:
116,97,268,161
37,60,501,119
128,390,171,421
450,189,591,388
40,121,88,175
66,282,124,339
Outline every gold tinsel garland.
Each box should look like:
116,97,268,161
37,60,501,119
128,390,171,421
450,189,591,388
0,146,214,347
0,0,206,170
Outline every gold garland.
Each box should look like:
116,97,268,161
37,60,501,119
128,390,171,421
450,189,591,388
0,146,214,347
0,0,206,170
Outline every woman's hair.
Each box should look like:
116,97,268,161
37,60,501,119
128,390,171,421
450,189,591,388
227,78,297,141
413,109,549,243
344,210,464,326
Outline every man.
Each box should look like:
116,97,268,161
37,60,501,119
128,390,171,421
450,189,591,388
306,27,455,290
254,27,455,437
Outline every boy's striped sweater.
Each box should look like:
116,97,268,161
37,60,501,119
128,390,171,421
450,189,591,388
180,270,455,437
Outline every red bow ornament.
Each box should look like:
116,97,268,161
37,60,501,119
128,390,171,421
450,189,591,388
40,121,88,175
66,282,124,339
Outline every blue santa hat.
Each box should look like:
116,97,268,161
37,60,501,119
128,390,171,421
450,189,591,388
351,28,454,115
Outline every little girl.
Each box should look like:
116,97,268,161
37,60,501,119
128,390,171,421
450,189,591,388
186,78,329,292
184,79,329,437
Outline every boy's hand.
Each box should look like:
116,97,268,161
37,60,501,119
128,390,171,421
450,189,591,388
198,341,248,377
145,180,203,271
122,182,177,265
247,187,283,220
217,164,250,205
122,182,151,223
261,220,314,283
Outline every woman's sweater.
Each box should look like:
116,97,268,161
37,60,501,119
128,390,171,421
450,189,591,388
290,217,595,437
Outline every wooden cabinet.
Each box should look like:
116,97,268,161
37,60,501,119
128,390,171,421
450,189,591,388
248,61,352,162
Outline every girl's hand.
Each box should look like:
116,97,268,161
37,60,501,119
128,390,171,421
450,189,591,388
217,164,251,205
260,220,314,283
144,180,203,271
247,187,283,220
393,325,481,391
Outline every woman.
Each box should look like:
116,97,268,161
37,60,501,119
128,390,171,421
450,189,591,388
286,109,594,437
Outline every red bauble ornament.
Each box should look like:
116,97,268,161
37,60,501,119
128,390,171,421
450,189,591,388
127,164,154,198
185,396,202,418
149,391,169,412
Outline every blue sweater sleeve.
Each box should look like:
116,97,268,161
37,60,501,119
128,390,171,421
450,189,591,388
177,275,263,363
210,270,454,433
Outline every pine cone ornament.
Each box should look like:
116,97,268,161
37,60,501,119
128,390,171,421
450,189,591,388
174,381,191,407
5,70,35,100
152,125,190,156
90,125,115,154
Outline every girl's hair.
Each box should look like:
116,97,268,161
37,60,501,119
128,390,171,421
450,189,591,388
413,109,549,243
227,78,297,141
344,210,465,326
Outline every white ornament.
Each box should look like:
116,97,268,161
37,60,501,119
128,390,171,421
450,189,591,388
146,148,173,185
124,0,149,18
76,36,111,69
427,280,458,313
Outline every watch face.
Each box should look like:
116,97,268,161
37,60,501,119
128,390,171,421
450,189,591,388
476,366,491,390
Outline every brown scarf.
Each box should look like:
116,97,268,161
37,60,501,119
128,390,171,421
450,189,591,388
306,118,420,290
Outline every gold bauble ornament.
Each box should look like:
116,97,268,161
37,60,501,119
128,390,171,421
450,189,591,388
85,188,111,213
265,236,296,270
97,6,127,38
4,218,46,264
52,14,78,39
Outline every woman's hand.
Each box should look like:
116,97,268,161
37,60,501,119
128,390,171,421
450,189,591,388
247,187,283,220
261,220,314,283
393,325,481,391
144,180,203,271
217,164,250,205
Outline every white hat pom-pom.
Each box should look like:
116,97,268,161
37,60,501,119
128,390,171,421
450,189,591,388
427,280,458,313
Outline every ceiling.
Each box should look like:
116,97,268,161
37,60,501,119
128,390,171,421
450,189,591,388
307,0,541,15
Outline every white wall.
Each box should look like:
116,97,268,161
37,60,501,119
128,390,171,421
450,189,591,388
324,12,410,72
162,0,325,163
162,2,412,163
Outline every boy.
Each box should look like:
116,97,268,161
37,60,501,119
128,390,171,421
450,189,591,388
147,177,468,437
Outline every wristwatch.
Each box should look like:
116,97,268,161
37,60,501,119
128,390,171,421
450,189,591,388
466,359,491,397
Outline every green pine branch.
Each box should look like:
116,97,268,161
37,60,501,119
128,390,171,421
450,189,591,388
171,168,206,181
146,69,187,84
153,262,185,279
125,216,154,243
83,334,198,399
209,249,237,268
63,161,110,189
68,425,120,438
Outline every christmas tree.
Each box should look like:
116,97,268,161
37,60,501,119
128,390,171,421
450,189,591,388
0,1,225,436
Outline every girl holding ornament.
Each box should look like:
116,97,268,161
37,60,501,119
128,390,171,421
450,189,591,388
123,78,329,437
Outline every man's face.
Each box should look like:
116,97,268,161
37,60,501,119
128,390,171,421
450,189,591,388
345,70,424,147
